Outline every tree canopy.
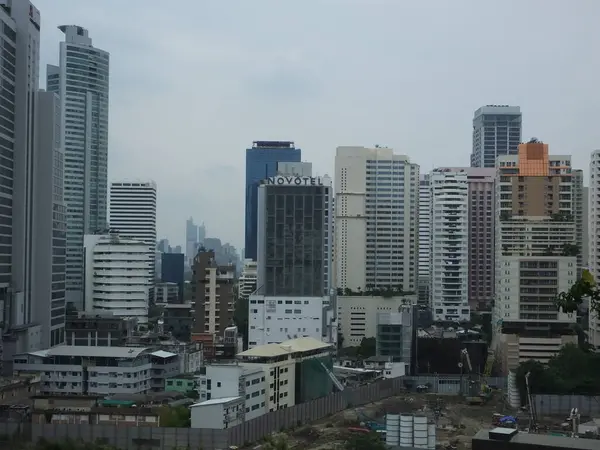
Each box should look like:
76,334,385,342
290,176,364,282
515,343,600,400
344,432,387,450
555,269,600,317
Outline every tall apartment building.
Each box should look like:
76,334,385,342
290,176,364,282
470,105,522,168
493,140,578,372
335,146,419,292
588,151,600,348
571,169,585,275
248,172,334,347
109,181,157,300
436,168,496,310
244,141,301,261
418,174,431,307
84,233,150,323
47,25,110,312
430,170,470,322
192,249,236,336
1,2,69,373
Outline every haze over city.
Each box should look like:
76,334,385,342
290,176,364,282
36,0,600,249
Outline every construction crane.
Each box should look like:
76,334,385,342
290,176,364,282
318,360,345,391
525,372,538,432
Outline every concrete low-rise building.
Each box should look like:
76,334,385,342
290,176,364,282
166,374,197,394
197,364,267,421
13,346,177,396
337,295,416,347
237,336,337,412
190,396,244,429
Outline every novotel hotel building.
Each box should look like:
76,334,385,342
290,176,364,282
248,174,335,348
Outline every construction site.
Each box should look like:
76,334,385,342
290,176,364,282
253,348,600,449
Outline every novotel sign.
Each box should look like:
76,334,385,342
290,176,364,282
263,176,324,186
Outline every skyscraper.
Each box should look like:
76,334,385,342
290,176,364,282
493,140,578,372
109,181,157,298
185,217,198,265
335,146,419,293
249,171,334,347
470,105,522,168
418,174,431,307
1,2,67,370
47,25,109,311
430,169,470,322
244,141,301,261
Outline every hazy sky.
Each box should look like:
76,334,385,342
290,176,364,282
37,0,600,250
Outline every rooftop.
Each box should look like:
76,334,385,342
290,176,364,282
191,396,241,407
237,337,332,358
24,346,150,359
151,350,177,359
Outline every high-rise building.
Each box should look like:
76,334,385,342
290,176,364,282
572,169,585,275
47,25,110,312
185,217,198,265
430,169,470,322
470,105,522,168
109,181,157,301
588,151,600,348
1,2,68,372
435,168,496,311
29,91,67,347
418,174,431,307
493,140,578,372
335,146,419,292
161,252,184,303
244,141,301,261
249,172,334,347
192,249,235,336
84,233,149,323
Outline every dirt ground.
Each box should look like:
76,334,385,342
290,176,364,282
251,392,519,450
248,392,579,450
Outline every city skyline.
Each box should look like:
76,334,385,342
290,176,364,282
35,0,600,248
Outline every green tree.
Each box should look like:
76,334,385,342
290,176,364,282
159,405,191,427
345,432,386,450
234,288,249,348
357,337,376,358
555,269,600,317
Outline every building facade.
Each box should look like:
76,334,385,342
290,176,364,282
198,364,267,421
84,233,150,323
244,141,301,261
249,173,334,348
334,146,419,293
337,295,416,347
192,249,235,336
418,174,431,308
493,140,578,372
65,313,134,347
1,3,68,372
47,25,110,312
588,151,600,348
14,346,156,396
154,282,179,304
435,168,496,311
430,169,470,322
470,105,522,168
109,181,157,299
161,252,184,302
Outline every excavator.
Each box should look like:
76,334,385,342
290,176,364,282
459,349,492,405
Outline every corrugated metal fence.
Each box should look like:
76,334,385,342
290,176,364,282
0,375,508,450
534,394,600,416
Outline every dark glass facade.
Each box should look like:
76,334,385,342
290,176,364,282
244,143,301,261
471,106,522,168
261,185,327,296
161,253,184,302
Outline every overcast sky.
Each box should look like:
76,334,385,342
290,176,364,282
36,0,600,250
